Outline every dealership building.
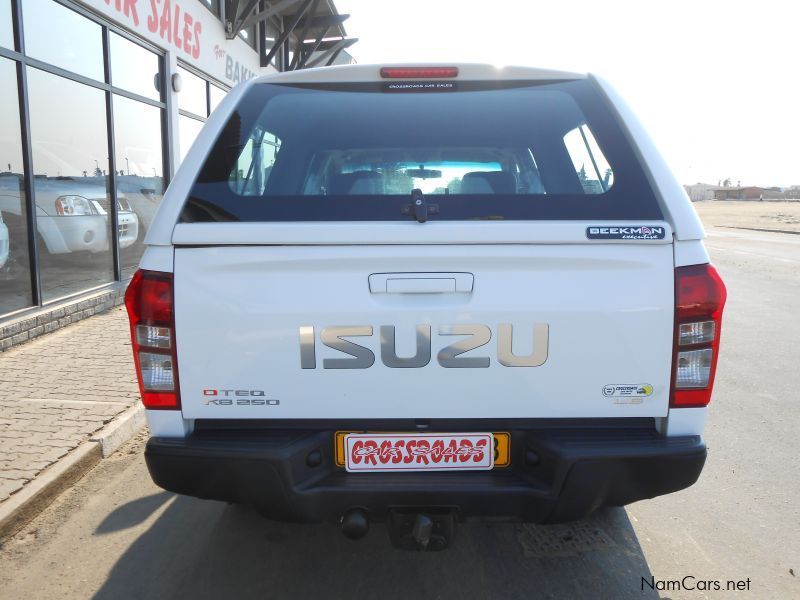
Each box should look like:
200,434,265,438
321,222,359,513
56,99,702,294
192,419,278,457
0,0,355,347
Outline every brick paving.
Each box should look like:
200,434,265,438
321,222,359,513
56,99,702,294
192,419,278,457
0,307,138,502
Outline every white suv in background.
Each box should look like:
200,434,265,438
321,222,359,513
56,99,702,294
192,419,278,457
0,177,139,259
32,179,139,255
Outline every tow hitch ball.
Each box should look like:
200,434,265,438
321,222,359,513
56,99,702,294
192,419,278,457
340,508,370,540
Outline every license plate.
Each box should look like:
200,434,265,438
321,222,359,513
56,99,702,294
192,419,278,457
335,432,510,472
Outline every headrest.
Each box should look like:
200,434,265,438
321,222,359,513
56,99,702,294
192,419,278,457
461,171,517,194
328,171,384,195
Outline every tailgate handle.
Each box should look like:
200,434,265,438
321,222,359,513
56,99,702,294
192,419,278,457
369,273,474,294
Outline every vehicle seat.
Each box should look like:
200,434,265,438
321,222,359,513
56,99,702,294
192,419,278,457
460,171,517,194
328,171,384,195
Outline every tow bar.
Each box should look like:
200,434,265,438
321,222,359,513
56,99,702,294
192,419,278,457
388,510,455,551
341,508,456,550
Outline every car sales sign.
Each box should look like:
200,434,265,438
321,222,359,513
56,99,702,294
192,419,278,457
80,0,263,86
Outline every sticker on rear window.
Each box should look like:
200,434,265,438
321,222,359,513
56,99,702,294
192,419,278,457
382,81,458,93
587,226,665,240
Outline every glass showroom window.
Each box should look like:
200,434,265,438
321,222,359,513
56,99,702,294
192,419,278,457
209,83,227,113
177,65,228,163
0,57,34,316
238,25,257,50
22,0,105,81
1,0,14,50
0,0,168,320
109,32,162,101
114,96,164,279
26,66,115,302
177,65,207,117
109,33,165,277
177,66,206,162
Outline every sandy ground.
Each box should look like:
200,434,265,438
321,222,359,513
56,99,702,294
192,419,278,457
693,200,800,233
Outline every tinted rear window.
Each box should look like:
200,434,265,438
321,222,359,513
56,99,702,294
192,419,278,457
182,80,661,222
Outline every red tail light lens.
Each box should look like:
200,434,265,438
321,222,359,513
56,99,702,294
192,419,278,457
670,264,727,407
124,270,181,409
380,67,459,79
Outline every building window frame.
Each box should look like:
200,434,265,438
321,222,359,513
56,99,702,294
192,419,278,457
175,61,230,164
0,0,169,320
176,60,230,121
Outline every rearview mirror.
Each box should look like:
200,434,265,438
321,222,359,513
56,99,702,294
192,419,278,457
404,168,442,179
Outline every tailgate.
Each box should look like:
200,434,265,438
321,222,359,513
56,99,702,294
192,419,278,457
174,236,674,419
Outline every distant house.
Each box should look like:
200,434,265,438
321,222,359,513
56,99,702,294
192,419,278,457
713,186,763,200
713,186,785,200
684,183,716,201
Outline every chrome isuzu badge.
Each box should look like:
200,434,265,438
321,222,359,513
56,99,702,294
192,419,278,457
298,324,549,369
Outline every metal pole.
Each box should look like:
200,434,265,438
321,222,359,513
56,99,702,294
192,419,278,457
289,0,320,70
102,27,121,282
325,47,343,67
304,38,350,69
296,25,330,69
262,0,314,67
11,0,42,306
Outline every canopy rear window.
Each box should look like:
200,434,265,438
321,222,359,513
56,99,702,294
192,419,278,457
182,80,661,222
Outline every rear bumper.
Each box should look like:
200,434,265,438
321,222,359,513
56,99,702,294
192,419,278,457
145,426,706,523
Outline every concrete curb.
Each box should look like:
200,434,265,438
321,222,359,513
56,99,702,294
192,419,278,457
0,404,146,541
719,226,800,236
91,404,146,458
0,442,101,541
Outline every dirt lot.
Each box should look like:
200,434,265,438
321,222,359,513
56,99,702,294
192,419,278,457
693,200,800,233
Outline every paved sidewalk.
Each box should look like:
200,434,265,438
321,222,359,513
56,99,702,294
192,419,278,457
0,307,139,503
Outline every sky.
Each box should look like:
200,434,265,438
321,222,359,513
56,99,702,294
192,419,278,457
335,0,799,187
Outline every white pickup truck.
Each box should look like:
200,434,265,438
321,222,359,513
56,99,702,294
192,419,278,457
125,64,727,551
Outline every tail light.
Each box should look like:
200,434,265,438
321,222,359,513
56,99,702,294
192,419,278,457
124,270,181,409
380,66,459,79
670,263,727,407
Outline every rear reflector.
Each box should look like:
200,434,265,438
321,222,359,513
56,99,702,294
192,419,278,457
135,324,171,349
138,351,176,390
678,321,715,346
670,264,727,407
675,348,713,388
380,67,459,79
125,270,181,410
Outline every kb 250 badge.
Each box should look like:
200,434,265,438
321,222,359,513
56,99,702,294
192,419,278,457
203,389,280,406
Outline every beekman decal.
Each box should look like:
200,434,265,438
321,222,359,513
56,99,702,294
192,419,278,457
586,226,666,240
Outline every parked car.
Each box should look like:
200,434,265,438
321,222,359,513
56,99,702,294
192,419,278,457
87,192,140,250
0,176,139,258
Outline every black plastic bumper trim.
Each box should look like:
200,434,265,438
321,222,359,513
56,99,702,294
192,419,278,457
145,427,706,523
